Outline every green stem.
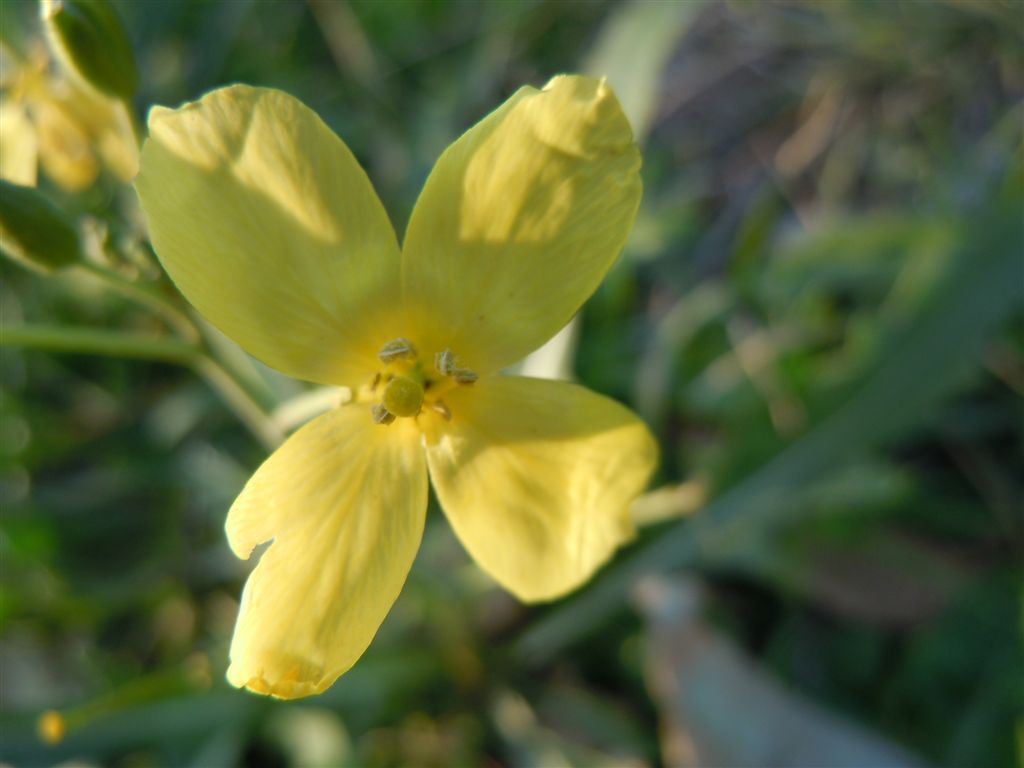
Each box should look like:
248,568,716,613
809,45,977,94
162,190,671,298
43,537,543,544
73,262,199,342
1,324,197,363
73,262,278,433
196,358,284,449
193,315,278,411
2,324,283,450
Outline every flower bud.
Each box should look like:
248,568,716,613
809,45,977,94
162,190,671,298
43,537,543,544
41,0,139,100
0,180,81,272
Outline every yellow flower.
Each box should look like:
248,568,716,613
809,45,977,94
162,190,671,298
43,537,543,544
0,44,137,191
135,76,657,699
37,709,66,745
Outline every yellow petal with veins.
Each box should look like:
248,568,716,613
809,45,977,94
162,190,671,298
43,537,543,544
426,376,657,602
401,75,642,375
226,405,426,699
136,85,401,387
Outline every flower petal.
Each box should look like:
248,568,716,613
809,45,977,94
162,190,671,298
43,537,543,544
34,96,99,191
401,75,642,375
0,101,38,186
81,89,138,182
426,376,657,602
136,85,400,387
226,405,427,699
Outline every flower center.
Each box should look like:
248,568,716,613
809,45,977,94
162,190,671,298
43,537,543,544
381,376,423,417
368,338,476,425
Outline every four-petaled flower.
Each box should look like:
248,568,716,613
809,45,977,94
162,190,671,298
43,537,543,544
135,75,657,699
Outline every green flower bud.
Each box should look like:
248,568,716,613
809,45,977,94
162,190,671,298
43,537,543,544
41,0,139,100
0,180,81,273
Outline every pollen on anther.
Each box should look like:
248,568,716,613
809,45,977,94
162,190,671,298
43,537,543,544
371,403,395,425
435,348,477,385
378,338,417,364
435,349,455,375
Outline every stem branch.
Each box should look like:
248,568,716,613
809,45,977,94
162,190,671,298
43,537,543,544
1,324,197,363
3,324,283,449
73,262,199,342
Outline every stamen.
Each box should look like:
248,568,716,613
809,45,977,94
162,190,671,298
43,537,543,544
371,403,395,425
372,343,473,423
435,349,455,375
434,348,478,385
378,338,417,364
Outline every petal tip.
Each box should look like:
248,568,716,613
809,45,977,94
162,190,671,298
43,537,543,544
144,104,174,131
227,660,336,700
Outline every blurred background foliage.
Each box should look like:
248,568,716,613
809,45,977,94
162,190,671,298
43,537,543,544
1,0,1022,766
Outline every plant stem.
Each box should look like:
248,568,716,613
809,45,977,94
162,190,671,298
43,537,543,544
73,262,199,342
1,324,198,363
195,358,284,449
73,262,280,436
193,315,278,412
2,324,283,450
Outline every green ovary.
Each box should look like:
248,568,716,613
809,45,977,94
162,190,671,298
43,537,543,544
382,376,424,417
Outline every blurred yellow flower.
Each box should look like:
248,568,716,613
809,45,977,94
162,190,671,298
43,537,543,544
0,44,137,191
135,77,657,699
37,709,65,745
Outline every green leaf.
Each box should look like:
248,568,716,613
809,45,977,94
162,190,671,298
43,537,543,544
517,197,1024,663
0,180,80,272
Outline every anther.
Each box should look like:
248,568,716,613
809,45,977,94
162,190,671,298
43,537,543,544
378,338,417,364
434,348,478,385
435,349,455,376
371,403,395,425
431,401,452,421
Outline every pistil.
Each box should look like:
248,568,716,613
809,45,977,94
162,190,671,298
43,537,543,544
382,376,424,417
370,339,479,425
